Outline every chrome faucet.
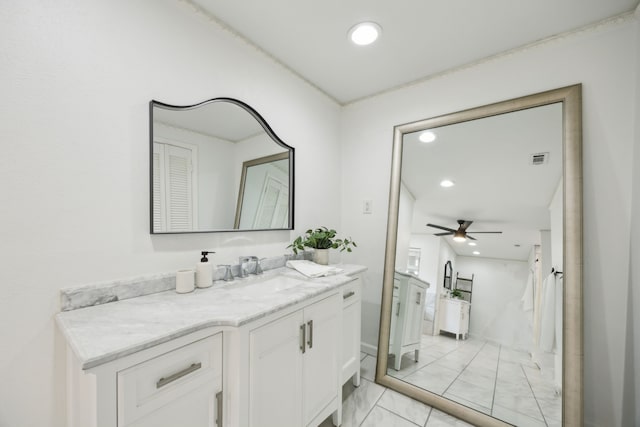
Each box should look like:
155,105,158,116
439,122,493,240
219,265,234,281
250,256,263,275
239,256,264,276
238,257,251,278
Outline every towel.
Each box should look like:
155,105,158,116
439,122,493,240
286,260,343,278
520,270,535,327
539,273,556,352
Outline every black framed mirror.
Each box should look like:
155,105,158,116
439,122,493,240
443,260,452,290
149,98,294,233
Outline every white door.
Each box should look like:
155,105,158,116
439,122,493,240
302,296,339,425
250,310,304,427
153,142,197,232
253,174,289,228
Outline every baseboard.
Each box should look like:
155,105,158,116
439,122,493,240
360,342,377,356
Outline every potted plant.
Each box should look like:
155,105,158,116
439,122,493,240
288,226,357,265
450,289,463,299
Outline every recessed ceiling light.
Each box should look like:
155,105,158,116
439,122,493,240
440,179,455,188
473,251,480,255
419,131,436,143
348,22,382,46
468,242,477,246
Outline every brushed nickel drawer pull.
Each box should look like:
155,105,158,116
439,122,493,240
307,320,313,349
156,362,202,389
416,291,421,304
300,324,306,353
215,390,223,426
343,291,355,300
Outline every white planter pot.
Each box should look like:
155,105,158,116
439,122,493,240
313,249,330,265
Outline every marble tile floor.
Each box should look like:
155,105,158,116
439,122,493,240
321,335,562,426
385,335,562,426
319,354,474,427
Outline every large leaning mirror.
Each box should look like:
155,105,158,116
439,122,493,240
376,85,582,426
150,98,294,233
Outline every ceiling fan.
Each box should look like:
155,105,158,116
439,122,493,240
426,220,502,242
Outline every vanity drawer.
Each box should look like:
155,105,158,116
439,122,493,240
341,277,361,307
118,333,222,426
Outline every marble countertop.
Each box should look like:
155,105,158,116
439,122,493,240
56,264,366,370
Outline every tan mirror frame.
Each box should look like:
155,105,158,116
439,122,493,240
375,84,583,427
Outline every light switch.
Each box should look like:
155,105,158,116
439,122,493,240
363,200,373,214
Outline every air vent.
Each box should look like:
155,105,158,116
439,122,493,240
530,152,549,166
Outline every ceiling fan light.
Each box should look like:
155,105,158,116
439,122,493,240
453,231,466,242
440,179,455,188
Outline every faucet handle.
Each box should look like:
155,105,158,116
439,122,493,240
252,257,264,275
218,265,234,281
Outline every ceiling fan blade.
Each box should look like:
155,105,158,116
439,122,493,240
434,232,454,236
466,231,503,234
427,223,456,232
466,235,477,240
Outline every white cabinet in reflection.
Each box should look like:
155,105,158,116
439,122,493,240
389,271,429,371
439,298,470,340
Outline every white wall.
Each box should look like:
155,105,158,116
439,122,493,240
0,1,342,426
395,182,415,271
409,233,440,289
623,7,640,426
548,181,563,271
340,14,638,427
456,257,531,351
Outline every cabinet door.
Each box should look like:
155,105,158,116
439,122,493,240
303,295,340,425
341,299,360,380
250,310,304,427
402,282,424,345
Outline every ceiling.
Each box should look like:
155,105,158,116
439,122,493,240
402,103,562,261
189,0,638,104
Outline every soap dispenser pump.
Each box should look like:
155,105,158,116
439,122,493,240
196,251,215,288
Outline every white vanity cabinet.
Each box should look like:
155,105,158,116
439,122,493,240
389,271,429,371
340,276,361,387
439,298,470,340
60,265,367,427
249,292,340,427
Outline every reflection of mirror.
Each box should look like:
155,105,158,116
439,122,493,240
376,85,582,426
150,98,294,233
234,152,289,229
443,261,452,290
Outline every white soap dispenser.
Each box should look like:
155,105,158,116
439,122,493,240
196,251,215,288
